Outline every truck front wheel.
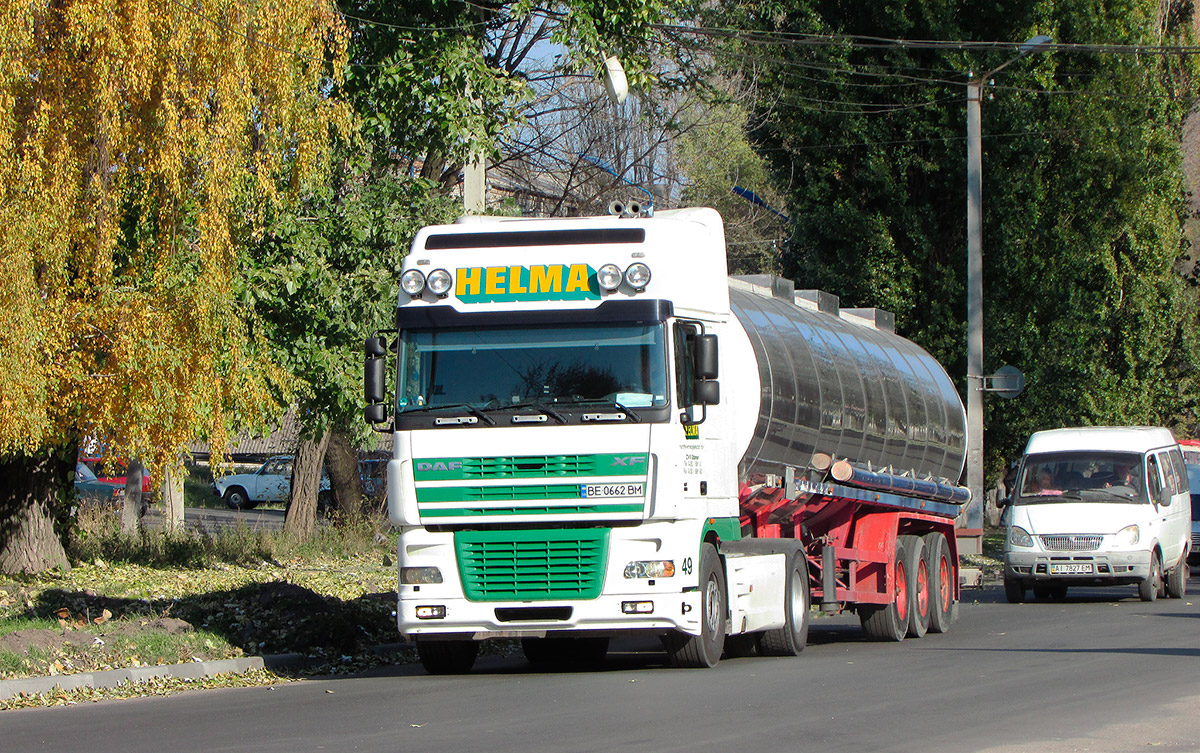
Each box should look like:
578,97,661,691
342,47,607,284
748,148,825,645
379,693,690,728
666,543,726,668
760,549,809,656
416,639,478,675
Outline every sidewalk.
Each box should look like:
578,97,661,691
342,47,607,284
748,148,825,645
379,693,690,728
0,652,309,701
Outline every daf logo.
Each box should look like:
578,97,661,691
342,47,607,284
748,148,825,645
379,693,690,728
416,461,463,471
611,456,647,467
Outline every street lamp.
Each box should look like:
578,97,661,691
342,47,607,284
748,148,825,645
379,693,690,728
963,34,1052,553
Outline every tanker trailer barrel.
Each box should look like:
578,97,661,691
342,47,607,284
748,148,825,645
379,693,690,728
727,276,967,486
829,459,971,505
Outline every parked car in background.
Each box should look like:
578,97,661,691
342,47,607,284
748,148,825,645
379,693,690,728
1187,464,1200,567
74,462,126,507
78,452,153,495
213,455,331,511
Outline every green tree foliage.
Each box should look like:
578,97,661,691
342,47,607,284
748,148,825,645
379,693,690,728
339,0,685,184
715,0,1200,476
676,98,789,274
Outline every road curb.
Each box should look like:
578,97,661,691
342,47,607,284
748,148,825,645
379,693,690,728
0,653,307,701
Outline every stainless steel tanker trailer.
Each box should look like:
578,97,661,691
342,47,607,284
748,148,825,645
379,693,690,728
363,206,969,673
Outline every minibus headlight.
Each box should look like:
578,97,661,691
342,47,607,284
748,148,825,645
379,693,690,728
1114,524,1140,546
1009,526,1034,548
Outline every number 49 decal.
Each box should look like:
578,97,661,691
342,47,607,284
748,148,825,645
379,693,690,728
680,557,693,575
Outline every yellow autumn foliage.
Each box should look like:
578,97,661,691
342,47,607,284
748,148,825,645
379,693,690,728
0,0,350,470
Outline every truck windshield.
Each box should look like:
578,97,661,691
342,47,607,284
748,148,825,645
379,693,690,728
396,322,668,412
1016,451,1147,504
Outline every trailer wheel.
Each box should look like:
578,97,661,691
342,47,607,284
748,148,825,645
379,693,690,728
859,536,909,642
416,639,478,675
760,549,810,656
522,637,609,668
666,543,726,668
900,535,929,638
923,532,957,633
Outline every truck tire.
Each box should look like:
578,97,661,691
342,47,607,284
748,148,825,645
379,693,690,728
666,543,726,668
416,639,478,675
1138,552,1162,602
1165,559,1187,598
224,486,255,510
923,532,957,633
859,536,909,642
522,637,609,668
760,549,810,656
1004,576,1025,604
899,535,929,638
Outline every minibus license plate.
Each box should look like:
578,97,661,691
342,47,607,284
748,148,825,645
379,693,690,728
581,483,644,498
1049,563,1093,575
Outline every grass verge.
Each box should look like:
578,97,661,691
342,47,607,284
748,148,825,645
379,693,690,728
0,510,404,708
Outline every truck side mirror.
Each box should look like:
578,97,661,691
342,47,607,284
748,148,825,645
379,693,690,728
364,403,387,424
364,337,388,427
694,334,718,380
694,378,720,406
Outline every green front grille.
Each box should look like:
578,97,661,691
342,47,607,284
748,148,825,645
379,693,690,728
415,454,649,480
455,528,609,602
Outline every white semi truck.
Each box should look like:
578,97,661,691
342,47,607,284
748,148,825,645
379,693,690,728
364,206,968,673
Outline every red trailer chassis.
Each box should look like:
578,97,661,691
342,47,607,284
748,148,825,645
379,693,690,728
739,475,961,629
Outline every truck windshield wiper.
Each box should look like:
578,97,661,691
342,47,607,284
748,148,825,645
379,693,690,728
398,403,495,425
558,398,642,423
482,399,567,425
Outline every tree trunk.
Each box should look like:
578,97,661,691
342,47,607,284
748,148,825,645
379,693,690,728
284,430,330,540
121,459,144,534
162,466,185,532
0,450,72,575
325,431,362,518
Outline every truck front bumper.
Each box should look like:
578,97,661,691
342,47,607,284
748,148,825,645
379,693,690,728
398,590,704,640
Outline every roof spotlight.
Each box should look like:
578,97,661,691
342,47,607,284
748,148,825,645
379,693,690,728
400,269,426,297
426,269,453,297
625,263,651,290
597,263,623,291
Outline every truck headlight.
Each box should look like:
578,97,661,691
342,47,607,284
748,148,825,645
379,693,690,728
597,264,623,291
400,269,426,297
1114,524,1140,546
624,560,675,578
624,263,651,290
426,268,453,296
1009,526,1034,548
401,566,443,584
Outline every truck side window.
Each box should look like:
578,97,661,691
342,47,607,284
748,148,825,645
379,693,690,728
674,322,697,408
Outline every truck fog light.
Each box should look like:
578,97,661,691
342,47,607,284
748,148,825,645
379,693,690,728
400,269,426,297
1114,524,1140,546
621,601,654,614
426,268,453,296
415,605,447,620
597,263,623,291
624,263,651,290
401,566,443,584
624,560,675,578
1009,526,1034,548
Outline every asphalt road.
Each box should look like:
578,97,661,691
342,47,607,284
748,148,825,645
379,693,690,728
5,573,1198,753
143,505,287,532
